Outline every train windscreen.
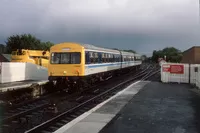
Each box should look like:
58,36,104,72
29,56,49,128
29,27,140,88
51,52,81,64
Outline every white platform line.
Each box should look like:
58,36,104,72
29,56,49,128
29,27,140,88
54,80,141,133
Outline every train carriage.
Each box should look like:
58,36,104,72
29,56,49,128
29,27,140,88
48,42,141,91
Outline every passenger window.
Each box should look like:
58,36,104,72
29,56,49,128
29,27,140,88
108,54,111,62
94,52,98,63
85,52,90,64
90,52,94,64
105,53,108,63
98,52,102,63
113,55,115,62
102,53,106,63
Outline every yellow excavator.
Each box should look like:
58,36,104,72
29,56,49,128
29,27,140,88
11,49,50,68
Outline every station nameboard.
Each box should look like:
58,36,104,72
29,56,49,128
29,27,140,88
162,64,184,74
170,65,184,74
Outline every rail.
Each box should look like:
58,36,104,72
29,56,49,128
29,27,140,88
25,66,157,133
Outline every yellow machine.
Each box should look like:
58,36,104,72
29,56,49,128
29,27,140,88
11,49,50,68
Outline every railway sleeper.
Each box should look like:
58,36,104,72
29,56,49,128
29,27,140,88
41,131,52,133
49,126,58,131
61,119,69,123
56,122,65,127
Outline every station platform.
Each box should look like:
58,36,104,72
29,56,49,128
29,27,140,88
0,80,48,93
54,81,200,133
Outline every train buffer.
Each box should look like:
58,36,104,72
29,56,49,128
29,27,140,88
0,80,48,93
53,81,200,133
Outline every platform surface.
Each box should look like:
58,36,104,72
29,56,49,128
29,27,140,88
54,81,200,133
100,82,200,133
0,80,48,92
54,81,149,133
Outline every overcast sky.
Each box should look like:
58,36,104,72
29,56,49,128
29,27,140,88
0,0,200,56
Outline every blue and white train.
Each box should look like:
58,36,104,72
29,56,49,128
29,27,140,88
48,42,142,90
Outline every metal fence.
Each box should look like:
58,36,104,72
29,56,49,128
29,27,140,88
161,63,200,88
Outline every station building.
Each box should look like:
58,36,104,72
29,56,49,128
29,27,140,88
181,46,200,64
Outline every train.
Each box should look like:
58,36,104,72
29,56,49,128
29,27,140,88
11,49,50,68
48,42,142,92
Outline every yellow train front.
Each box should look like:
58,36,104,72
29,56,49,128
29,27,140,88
48,42,85,91
48,42,142,92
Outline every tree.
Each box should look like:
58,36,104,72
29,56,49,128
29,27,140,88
111,48,136,53
141,54,147,61
112,48,119,50
40,41,54,51
151,47,182,63
123,49,136,53
0,44,6,53
5,34,54,53
6,34,41,53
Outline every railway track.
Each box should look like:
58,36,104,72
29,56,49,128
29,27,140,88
25,67,159,133
1,64,156,133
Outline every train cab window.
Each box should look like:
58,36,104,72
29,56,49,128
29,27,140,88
51,53,60,64
51,52,81,64
60,53,70,64
71,53,81,64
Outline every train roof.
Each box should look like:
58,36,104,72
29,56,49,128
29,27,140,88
120,51,135,56
134,53,141,56
52,42,141,56
82,44,138,56
81,44,120,53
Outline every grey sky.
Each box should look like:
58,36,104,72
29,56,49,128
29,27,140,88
0,0,199,56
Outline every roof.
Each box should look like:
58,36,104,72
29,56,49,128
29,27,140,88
2,54,11,61
183,46,200,53
82,44,137,56
82,43,120,53
54,42,140,56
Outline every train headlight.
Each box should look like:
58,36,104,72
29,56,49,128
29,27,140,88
75,70,80,76
63,71,67,75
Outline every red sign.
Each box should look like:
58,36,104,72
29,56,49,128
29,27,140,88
162,64,170,72
170,65,184,74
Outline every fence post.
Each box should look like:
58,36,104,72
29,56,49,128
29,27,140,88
189,63,191,84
